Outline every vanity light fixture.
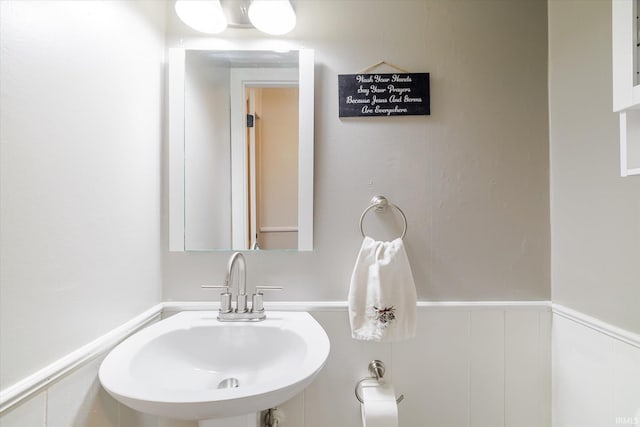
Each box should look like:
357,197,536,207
175,0,296,35
247,0,297,35
174,0,228,34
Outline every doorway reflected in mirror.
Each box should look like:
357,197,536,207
168,48,314,251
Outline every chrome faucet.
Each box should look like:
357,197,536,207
225,252,248,313
202,252,281,322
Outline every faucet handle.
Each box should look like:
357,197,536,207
255,285,283,293
252,286,283,313
201,285,232,313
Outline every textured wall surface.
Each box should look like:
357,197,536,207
163,0,550,303
0,1,166,388
548,0,640,334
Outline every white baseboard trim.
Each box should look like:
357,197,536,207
0,300,550,415
552,303,640,349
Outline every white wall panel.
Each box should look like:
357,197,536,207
551,313,640,427
0,304,551,427
393,311,470,427
303,310,393,427
0,394,46,427
469,311,505,427
505,311,548,427
46,357,119,427
613,340,640,426
539,311,552,427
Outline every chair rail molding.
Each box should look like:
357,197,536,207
1,300,552,415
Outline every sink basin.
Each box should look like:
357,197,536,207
98,311,330,421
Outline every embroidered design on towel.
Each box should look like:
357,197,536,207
371,305,396,328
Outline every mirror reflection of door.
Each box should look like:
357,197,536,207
246,86,299,250
174,49,313,252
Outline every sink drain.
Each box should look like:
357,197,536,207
217,377,240,389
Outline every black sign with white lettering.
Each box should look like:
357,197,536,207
338,73,430,117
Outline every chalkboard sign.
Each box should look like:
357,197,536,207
338,73,430,118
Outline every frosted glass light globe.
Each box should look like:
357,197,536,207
248,0,296,35
175,0,228,34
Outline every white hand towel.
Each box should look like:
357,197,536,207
348,236,417,342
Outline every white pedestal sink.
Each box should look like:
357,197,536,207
98,311,330,424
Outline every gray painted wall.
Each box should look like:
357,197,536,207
549,0,640,334
164,0,551,302
0,1,165,388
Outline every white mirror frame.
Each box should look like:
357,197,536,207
168,48,314,251
612,0,640,176
619,111,640,177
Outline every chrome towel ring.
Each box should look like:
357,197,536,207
359,195,407,240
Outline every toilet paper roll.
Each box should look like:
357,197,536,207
360,379,398,427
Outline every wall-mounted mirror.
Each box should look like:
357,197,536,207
169,48,314,251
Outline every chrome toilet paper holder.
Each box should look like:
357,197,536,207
354,360,404,404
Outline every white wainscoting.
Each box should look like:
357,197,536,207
552,305,640,427
0,302,551,427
